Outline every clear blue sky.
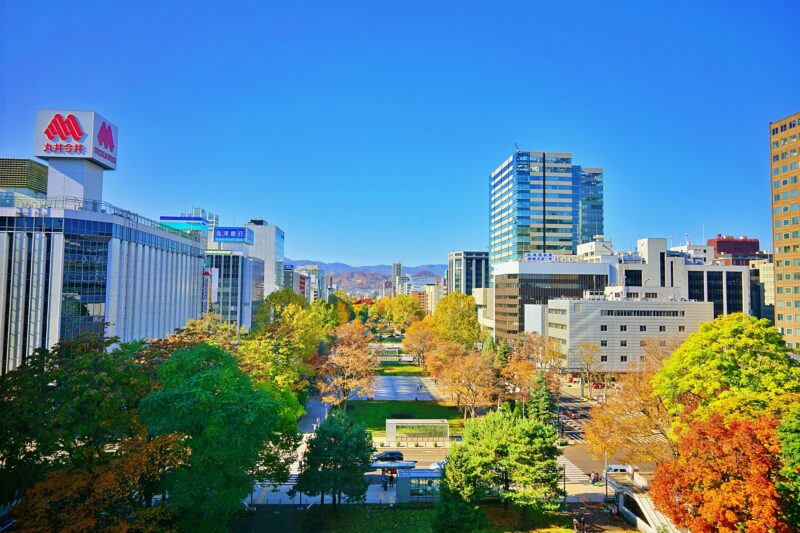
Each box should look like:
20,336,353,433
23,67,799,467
1,1,798,265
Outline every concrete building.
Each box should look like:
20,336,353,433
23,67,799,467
473,287,495,336
204,249,263,331
244,219,284,296
546,287,713,372
0,112,204,374
411,290,428,314
0,158,48,197
492,237,751,344
283,264,309,299
392,261,402,295
770,111,800,347
447,251,489,295
707,234,768,266
297,264,325,302
489,150,603,273
394,275,412,296
751,259,775,322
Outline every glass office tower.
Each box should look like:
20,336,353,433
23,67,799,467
489,150,603,274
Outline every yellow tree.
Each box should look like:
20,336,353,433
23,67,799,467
388,294,424,333
425,341,466,380
319,322,375,412
575,342,602,399
440,352,499,418
432,292,480,348
402,316,439,366
500,354,538,411
515,332,563,372
583,338,680,465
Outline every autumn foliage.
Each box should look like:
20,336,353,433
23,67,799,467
650,414,792,532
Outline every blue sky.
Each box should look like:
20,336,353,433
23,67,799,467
1,1,798,265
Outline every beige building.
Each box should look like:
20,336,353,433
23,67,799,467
771,111,800,347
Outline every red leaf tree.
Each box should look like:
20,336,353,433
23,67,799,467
650,414,791,533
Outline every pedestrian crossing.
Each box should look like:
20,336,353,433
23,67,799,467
558,456,589,484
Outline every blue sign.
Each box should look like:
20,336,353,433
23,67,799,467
524,252,555,262
213,226,254,245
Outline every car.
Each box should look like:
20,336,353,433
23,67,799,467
428,460,448,470
592,382,606,389
373,450,404,462
605,465,627,473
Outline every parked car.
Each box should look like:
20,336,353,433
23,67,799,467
592,382,606,389
428,460,448,470
373,450,404,462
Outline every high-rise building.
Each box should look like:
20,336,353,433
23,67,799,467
750,259,775,322
707,234,769,266
447,251,489,295
770,111,800,347
245,219,284,296
1,112,204,374
489,150,603,274
0,158,48,196
391,261,403,295
297,264,325,302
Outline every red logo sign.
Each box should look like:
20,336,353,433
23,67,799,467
44,113,84,142
97,121,115,152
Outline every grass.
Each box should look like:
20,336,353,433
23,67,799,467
345,400,465,435
373,364,425,376
233,505,434,533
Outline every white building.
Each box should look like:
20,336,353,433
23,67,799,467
1,110,204,374
244,219,284,296
546,287,714,372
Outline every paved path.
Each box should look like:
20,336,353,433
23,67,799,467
350,375,445,401
298,396,328,434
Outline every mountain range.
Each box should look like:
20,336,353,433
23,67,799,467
284,259,447,277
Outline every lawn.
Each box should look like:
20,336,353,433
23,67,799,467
233,505,434,533
373,364,425,376
345,400,465,435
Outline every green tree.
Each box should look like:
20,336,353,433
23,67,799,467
329,290,355,326
652,313,800,436
292,411,373,510
482,333,496,356
528,372,555,423
253,287,309,330
140,344,284,531
461,410,563,518
388,294,424,333
432,292,480,348
495,338,511,368
777,404,800,525
433,445,489,533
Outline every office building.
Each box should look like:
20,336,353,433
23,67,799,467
750,259,775,321
392,261,402,294
205,249,262,331
0,158,48,196
245,219,284,296
492,237,751,344
411,290,428,314
447,251,489,295
489,150,603,274
283,264,309,299
707,234,770,266
1,111,204,374
425,283,443,315
297,264,325,302
546,287,714,372
771,111,800,346
394,275,412,296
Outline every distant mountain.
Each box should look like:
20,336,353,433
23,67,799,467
284,259,447,277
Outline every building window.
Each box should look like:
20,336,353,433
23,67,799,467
620,340,627,347
620,325,627,331
659,325,666,332
620,355,628,362
600,355,607,362
678,325,685,332
640,325,646,332
600,325,607,331
600,340,607,347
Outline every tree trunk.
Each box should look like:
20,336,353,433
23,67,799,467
320,492,324,508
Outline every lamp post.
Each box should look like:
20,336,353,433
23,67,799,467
604,449,608,500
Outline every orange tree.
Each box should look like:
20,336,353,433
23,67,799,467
650,414,792,533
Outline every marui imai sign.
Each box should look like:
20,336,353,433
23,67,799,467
34,110,119,170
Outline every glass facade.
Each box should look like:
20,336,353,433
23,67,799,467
707,271,724,316
688,270,705,301
394,422,449,443
489,151,604,274
726,271,743,313
409,477,440,502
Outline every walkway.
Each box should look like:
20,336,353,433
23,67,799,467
351,375,444,401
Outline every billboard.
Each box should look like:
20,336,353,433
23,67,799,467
34,110,119,170
213,226,254,245
524,252,555,262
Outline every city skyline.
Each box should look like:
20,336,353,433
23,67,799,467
2,2,799,264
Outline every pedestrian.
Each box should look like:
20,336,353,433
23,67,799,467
389,474,394,487
573,517,579,533
383,478,388,491
579,516,586,533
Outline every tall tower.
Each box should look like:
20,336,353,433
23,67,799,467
489,150,603,274
392,261,402,295
770,111,800,348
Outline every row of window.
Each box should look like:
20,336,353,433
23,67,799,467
776,300,800,308
773,162,799,176
772,120,798,135
773,148,798,161
774,189,799,201
775,216,800,227
773,203,800,215
772,133,798,147
599,310,686,317
774,176,799,188
775,273,800,280
600,355,627,362
599,339,670,348
599,324,683,332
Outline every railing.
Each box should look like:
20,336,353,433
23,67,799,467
0,192,200,241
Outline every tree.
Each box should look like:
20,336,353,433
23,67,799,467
481,333,496,356
388,294,424,333
319,322,374,411
432,292,480,348
292,411,373,509
650,414,792,533
252,288,309,331
140,344,283,531
460,411,564,519
777,404,800,525
500,354,537,413
402,316,439,365
329,290,355,326
440,352,499,418
433,445,489,533
575,342,602,399
425,341,466,379
528,372,556,424
515,332,563,372
146,313,244,360
652,313,800,436
583,343,678,465
495,338,511,368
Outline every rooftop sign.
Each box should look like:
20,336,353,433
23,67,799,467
35,110,118,170
213,226,254,245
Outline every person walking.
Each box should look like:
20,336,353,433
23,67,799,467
573,518,579,533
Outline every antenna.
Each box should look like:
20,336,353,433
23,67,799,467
514,143,520,152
